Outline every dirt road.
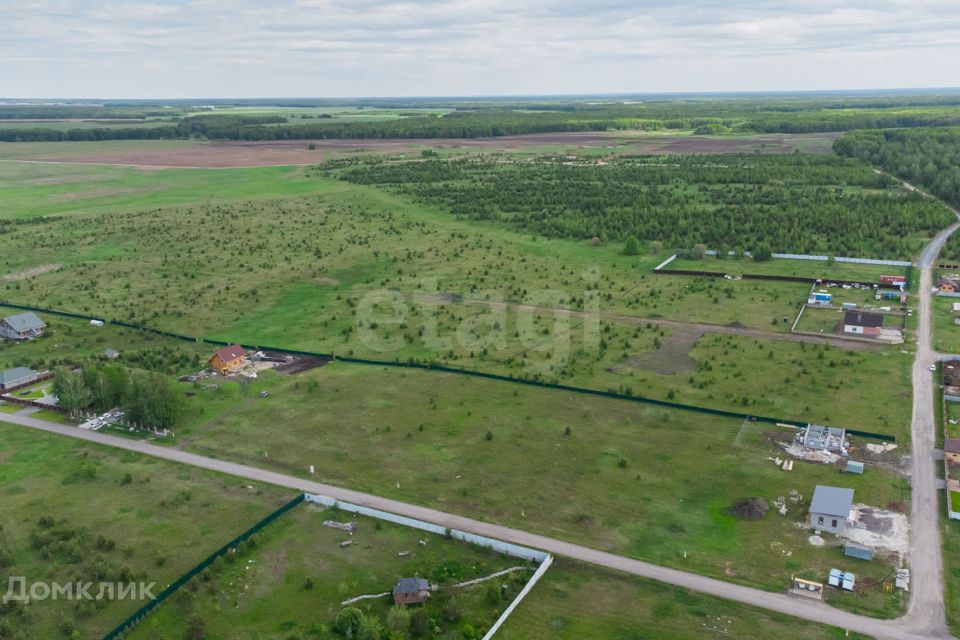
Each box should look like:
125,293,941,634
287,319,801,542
0,411,941,640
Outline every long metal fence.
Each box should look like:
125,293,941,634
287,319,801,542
101,493,305,640
0,301,896,442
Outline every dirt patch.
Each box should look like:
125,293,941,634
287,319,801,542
625,326,704,375
729,497,769,520
316,277,340,286
2,263,62,281
274,355,331,375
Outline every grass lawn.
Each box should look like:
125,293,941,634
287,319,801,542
932,296,960,354
128,504,521,640
0,424,291,639
500,559,872,640
167,364,908,617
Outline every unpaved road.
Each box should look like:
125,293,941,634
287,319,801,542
0,411,942,640
415,292,883,350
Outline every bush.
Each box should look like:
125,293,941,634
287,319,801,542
623,236,640,256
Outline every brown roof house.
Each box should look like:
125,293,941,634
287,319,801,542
939,276,960,293
393,578,431,605
945,439,960,465
209,344,246,375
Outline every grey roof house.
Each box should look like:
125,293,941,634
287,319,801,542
0,312,46,341
809,485,854,534
0,367,39,391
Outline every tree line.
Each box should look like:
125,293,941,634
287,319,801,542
6,100,960,142
53,362,186,428
319,154,954,259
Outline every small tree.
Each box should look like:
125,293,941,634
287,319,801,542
334,607,363,636
53,367,90,419
692,244,707,260
386,606,412,633
623,236,640,256
649,240,663,255
753,244,773,262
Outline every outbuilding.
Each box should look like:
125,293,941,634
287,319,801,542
809,485,854,534
843,310,883,336
945,439,960,465
393,578,431,605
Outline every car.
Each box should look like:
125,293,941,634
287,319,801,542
930,364,938,371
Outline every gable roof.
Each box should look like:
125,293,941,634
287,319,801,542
2,311,46,333
810,485,854,518
393,578,429,595
843,310,883,328
0,367,37,385
212,344,245,362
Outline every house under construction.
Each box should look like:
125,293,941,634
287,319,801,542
796,424,848,455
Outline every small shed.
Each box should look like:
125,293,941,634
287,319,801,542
843,542,874,561
846,460,865,474
809,485,854,534
105,349,120,359
945,439,960,465
393,578,430,606
828,568,856,591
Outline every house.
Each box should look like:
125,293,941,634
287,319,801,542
796,424,847,454
843,310,883,336
809,485,854,534
939,276,960,293
880,275,906,289
0,312,46,340
209,344,246,375
945,439,960,465
393,578,431,605
0,367,39,391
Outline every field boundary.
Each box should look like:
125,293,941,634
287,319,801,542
103,490,551,640
0,301,896,442
302,493,552,640
102,493,306,640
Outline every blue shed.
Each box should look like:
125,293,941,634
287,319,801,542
846,460,865,474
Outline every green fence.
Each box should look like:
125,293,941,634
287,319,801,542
0,301,896,442
101,493,305,640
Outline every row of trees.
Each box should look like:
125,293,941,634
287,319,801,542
6,99,960,142
326,155,953,259
53,362,185,428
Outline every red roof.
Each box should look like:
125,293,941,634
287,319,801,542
212,344,245,362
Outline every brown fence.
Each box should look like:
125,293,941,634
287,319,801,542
0,371,53,394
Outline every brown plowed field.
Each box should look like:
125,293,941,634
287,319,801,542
12,132,840,168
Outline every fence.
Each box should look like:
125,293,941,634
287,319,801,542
302,493,553,640
0,370,54,394
101,493,305,640
0,301,897,442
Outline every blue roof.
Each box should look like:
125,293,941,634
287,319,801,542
2,312,46,332
810,485,854,517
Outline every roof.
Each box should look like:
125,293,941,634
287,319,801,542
810,485,854,518
212,344,245,362
843,310,883,328
393,578,429,595
0,367,37,385
943,359,960,388
945,439,960,455
2,311,46,332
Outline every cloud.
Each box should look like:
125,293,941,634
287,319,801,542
0,0,958,97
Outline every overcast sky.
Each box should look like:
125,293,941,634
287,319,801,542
2,0,959,98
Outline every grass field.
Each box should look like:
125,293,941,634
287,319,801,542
500,559,871,640
932,296,960,354
165,363,907,617
0,424,290,639
127,504,520,640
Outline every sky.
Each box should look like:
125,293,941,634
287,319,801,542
1,0,959,98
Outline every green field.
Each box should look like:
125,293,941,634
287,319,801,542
162,363,907,617
0,424,290,639
501,559,871,640
128,504,520,640
932,296,960,354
